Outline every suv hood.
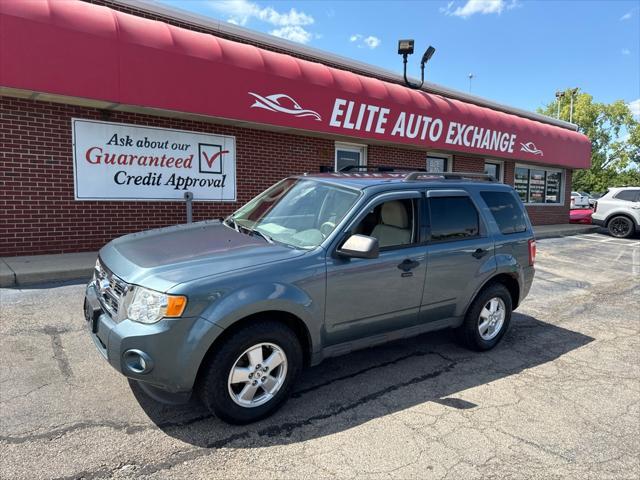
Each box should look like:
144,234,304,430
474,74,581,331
99,220,305,291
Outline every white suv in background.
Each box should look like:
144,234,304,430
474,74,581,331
592,187,640,238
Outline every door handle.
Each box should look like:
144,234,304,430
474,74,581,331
397,259,420,272
472,248,488,259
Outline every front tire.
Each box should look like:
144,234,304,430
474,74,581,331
607,216,634,238
457,283,513,351
199,320,302,424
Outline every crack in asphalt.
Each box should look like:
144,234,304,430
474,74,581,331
43,326,74,379
55,360,457,479
0,348,453,445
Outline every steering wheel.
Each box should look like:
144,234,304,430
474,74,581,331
320,221,336,238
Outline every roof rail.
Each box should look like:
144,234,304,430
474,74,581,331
404,172,497,182
339,165,427,173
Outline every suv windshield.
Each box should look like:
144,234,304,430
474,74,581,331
230,178,360,249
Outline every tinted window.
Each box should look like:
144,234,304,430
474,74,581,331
481,191,528,234
614,190,639,202
429,197,479,241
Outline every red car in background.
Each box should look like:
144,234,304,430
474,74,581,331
570,208,593,224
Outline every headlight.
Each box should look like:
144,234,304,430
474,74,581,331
127,286,187,324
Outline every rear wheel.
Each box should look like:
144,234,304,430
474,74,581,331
199,320,302,424
457,283,513,351
607,216,634,238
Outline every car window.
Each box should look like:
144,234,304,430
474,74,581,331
480,191,528,234
353,198,417,249
614,190,639,202
232,178,360,249
429,196,479,241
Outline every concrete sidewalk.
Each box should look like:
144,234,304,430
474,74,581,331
0,224,601,287
1,251,98,288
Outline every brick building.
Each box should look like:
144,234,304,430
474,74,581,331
0,0,591,257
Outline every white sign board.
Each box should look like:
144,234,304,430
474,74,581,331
72,119,236,201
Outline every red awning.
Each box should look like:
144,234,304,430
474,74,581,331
0,0,591,168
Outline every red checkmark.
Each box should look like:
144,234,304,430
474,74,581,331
202,150,229,168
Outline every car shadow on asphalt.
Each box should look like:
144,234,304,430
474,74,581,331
129,312,593,448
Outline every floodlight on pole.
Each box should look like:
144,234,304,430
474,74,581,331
398,40,435,90
555,90,565,119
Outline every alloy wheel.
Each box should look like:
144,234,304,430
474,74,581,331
609,218,631,237
478,297,506,341
227,342,288,408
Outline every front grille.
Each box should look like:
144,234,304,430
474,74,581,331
95,259,130,319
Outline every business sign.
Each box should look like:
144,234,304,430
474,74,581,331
72,119,236,201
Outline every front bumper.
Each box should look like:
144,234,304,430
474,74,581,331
84,283,223,395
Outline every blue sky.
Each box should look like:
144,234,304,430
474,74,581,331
158,0,640,117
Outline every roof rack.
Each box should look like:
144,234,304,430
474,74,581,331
404,172,497,182
339,165,426,173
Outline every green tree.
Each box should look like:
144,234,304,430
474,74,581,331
538,89,640,192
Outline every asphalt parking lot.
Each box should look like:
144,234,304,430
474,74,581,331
1,232,639,479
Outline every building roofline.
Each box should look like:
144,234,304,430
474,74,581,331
107,0,578,132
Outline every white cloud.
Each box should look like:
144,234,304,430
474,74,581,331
629,99,640,118
349,33,381,49
622,48,631,55
209,0,315,43
620,10,633,21
270,25,312,44
441,0,519,19
363,36,381,49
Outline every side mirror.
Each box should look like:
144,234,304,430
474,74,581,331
336,234,379,259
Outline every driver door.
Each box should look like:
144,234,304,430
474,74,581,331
324,191,427,346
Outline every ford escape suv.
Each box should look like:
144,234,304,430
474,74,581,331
84,170,536,424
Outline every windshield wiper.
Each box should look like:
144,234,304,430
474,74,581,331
247,228,274,244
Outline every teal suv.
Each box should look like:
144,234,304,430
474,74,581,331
84,170,536,423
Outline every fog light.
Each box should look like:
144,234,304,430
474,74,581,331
123,349,153,374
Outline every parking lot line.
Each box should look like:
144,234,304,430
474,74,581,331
570,236,640,247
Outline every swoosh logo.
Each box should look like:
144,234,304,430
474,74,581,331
249,92,322,121
520,142,543,156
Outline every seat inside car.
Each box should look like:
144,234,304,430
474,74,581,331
370,201,412,248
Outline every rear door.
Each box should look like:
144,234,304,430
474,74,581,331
420,189,496,323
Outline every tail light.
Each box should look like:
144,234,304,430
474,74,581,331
528,239,536,266
593,201,598,213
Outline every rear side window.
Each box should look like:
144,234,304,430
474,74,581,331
614,190,639,202
429,196,479,241
480,191,528,234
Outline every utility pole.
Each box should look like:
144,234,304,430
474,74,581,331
555,91,565,119
468,73,474,93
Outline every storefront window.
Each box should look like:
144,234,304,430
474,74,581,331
514,165,564,205
335,143,366,172
426,156,448,173
484,161,502,182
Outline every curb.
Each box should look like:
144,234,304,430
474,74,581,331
533,226,600,240
0,252,97,288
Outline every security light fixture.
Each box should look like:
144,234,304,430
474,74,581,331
422,46,436,64
397,39,415,55
398,40,435,90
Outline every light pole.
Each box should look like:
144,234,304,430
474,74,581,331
397,40,436,90
468,73,474,93
555,90,565,119
568,88,579,124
